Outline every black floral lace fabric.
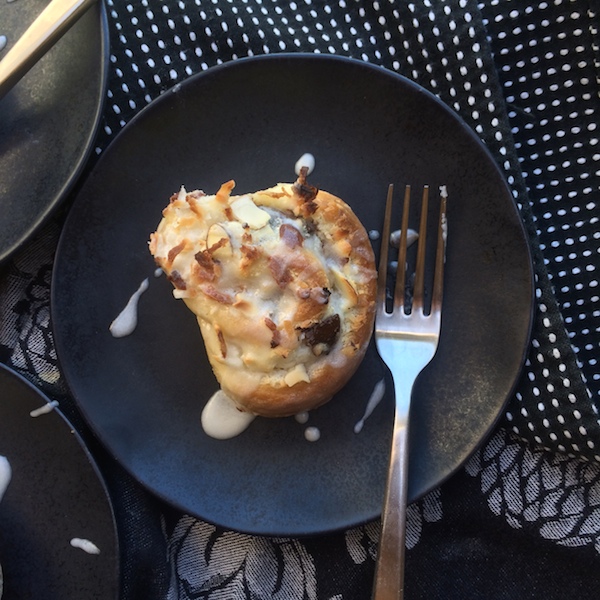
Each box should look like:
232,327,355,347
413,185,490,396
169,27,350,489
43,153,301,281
1,0,599,598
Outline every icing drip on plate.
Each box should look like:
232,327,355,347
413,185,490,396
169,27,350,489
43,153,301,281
201,390,256,439
30,400,59,417
70,538,101,555
109,278,149,338
354,379,386,433
294,152,315,176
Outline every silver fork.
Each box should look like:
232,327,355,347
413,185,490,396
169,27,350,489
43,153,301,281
372,184,447,600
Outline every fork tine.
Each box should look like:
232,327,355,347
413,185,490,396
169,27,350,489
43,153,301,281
377,184,394,312
394,185,412,313
431,187,448,314
412,186,430,313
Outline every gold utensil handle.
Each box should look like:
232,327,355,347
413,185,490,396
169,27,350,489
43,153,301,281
0,0,97,100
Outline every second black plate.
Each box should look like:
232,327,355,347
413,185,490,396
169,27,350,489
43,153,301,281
0,364,118,598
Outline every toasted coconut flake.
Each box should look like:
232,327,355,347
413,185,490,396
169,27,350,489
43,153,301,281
216,180,235,203
194,250,216,281
168,241,186,265
216,326,227,358
268,255,292,289
201,285,234,304
168,270,187,290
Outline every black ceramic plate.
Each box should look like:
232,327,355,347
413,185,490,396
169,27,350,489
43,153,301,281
0,0,108,263
0,363,119,598
52,55,533,536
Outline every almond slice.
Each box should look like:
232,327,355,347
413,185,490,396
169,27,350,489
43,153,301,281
284,363,310,387
230,196,271,229
206,224,232,258
331,268,358,308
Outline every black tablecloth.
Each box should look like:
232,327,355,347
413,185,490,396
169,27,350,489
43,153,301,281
1,0,599,598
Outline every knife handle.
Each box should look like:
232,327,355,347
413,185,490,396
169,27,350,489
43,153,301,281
0,0,97,100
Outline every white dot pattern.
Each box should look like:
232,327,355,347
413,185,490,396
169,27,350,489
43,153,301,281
480,0,600,459
94,0,599,461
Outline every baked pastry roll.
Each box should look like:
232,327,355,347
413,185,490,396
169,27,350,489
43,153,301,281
149,171,377,417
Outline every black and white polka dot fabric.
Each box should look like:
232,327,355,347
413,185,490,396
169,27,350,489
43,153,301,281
1,0,599,597
482,0,600,460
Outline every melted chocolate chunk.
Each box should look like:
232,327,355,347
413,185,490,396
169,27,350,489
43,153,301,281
299,314,340,351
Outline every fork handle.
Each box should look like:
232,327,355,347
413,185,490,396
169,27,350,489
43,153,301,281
372,372,415,600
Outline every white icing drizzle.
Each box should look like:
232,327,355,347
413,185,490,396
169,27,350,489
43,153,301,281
0,456,11,503
294,411,309,424
154,267,163,278
109,278,149,338
439,185,448,245
354,378,386,434
294,152,315,175
304,426,320,442
201,390,256,439
0,35,7,52
70,538,101,555
29,400,59,417
390,228,419,249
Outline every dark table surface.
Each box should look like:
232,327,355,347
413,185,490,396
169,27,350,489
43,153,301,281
1,0,599,598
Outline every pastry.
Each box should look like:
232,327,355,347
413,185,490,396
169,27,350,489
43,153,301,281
149,170,377,417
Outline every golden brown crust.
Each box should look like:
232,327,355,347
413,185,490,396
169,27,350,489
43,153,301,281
150,176,377,417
